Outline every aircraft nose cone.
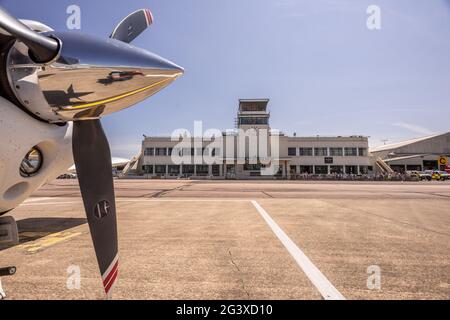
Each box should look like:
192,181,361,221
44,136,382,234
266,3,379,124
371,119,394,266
158,57,184,75
128,45,184,76
49,31,184,77
34,32,184,121
154,56,184,78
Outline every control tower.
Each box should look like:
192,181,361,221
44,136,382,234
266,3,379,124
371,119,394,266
236,99,270,131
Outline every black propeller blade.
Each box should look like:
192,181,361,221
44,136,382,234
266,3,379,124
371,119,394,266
110,8,153,43
72,120,119,297
0,6,59,63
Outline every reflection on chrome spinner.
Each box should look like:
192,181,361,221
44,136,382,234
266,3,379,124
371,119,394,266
7,32,183,123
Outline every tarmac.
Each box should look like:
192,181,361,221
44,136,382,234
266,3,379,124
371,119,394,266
1,179,450,300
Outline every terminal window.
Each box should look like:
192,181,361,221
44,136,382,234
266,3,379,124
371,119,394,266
358,148,368,156
330,148,343,156
345,165,358,174
300,165,313,173
196,165,209,176
288,148,297,156
172,148,182,156
196,148,204,156
315,148,328,157
211,148,221,157
212,165,221,176
330,165,344,174
168,165,180,175
142,165,153,174
182,165,195,175
244,164,262,171
360,166,369,174
315,165,329,174
144,148,154,156
155,148,167,156
299,148,313,156
344,148,358,157
155,165,166,174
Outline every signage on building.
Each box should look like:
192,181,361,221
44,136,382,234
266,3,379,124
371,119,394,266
324,157,334,164
438,156,448,166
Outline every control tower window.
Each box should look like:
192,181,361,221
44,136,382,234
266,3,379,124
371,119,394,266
239,118,268,125
241,104,266,112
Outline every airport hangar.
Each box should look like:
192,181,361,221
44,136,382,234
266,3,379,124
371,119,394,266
123,99,450,179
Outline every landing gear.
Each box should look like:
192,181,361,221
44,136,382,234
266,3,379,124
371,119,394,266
0,216,19,247
0,278,4,300
0,216,19,300
0,267,16,300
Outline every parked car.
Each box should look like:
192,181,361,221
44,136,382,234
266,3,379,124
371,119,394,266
412,171,432,181
57,173,77,179
433,171,450,181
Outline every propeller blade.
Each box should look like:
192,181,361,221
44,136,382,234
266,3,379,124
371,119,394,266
110,9,153,43
72,120,119,298
0,5,59,63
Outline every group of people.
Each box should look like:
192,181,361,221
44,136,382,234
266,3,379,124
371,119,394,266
290,172,414,181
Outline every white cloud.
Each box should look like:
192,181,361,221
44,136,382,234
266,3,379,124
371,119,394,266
391,122,434,135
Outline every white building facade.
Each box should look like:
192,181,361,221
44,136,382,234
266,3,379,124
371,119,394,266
134,99,372,179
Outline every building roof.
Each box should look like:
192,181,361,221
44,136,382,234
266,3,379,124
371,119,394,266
287,135,367,141
370,132,447,153
383,154,431,163
239,99,270,103
68,157,130,172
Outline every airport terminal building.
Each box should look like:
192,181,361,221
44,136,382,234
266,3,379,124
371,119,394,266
128,99,374,179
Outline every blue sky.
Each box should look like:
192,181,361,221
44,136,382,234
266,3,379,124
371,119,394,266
2,0,450,158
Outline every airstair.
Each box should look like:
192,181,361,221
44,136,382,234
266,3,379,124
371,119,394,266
376,157,394,174
122,154,141,176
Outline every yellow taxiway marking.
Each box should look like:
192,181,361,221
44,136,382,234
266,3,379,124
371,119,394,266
17,231,82,254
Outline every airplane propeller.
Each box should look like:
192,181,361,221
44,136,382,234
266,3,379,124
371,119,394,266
72,120,119,297
0,7,59,63
0,5,182,298
110,9,154,43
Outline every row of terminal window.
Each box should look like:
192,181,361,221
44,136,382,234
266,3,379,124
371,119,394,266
144,147,368,157
292,165,373,175
141,164,373,175
144,147,221,157
288,147,368,157
142,164,221,176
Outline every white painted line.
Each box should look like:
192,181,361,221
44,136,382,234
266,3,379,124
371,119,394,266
20,199,250,206
251,200,345,300
116,199,250,202
20,201,81,207
23,197,53,203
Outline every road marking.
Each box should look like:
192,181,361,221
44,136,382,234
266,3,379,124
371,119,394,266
121,199,250,202
20,199,251,206
23,197,53,203
251,200,345,300
20,201,82,207
17,231,82,254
